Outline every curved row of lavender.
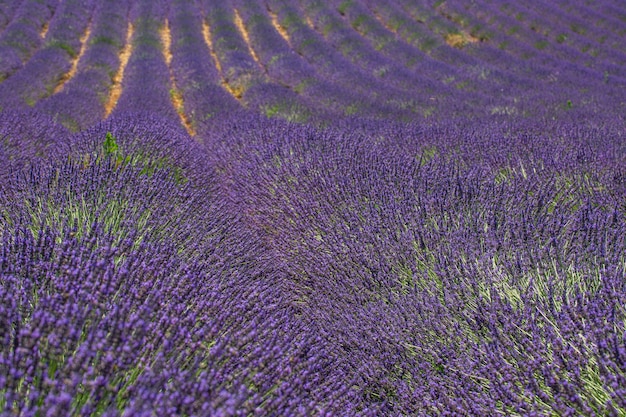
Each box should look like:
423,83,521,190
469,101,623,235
0,0,622,123
1,0,625,415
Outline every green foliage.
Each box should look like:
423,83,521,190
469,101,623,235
90,35,120,47
95,132,187,184
24,97,36,107
351,15,367,31
418,145,438,166
47,40,77,58
281,12,300,30
23,166,151,246
337,0,353,16
299,38,316,50
268,54,282,66
103,132,119,156
344,103,359,115
420,37,438,52
322,22,336,37
374,66,390,78
263,102,310,123
58,115,80,133
455,80,470,90
507,26,520,35
293,79,310,94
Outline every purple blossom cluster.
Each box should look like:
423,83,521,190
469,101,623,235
0,0,625,415
0,109,70,178
1,116,374,416
211,116,626,415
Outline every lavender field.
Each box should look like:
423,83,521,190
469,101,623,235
0,0,625,415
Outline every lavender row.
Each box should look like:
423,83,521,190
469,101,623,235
235,0,417,120
590,1,626,31
330,0,526,112
376,0,567,116
268,0,432,119
330,0,465,84
0,0,93,111
229,0,352,120
441,0,626,90
35,0,131,132
381,0,534,74
284,0,425,117
291,0,458,95
462,0,626,84
110,0,178,121
289,0,518,119
0,0,58,81
166,0,242,136
198,0,317,123
498,0,626,67
232,0,369,119
388,0,624,118
431,0,593,114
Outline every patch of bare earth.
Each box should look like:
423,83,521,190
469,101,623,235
160,19,195,136
444,32,478,48
202,20,244,100
104,22,134,117
54,26,92,94
40,22,49,38
233,9,263,67
268,9,290,43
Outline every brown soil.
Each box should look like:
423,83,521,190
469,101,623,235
54,26,92,94
160,19,195,136
201,21,244,100
268,10,290,43
444,32,479,48
104,22,134,117
40,22,49,39
233,9,262,66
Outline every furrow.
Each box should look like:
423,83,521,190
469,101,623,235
201,20,243,100
233,8,263,67
104,21,133,117
160,19,195,136
53,25,91,94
